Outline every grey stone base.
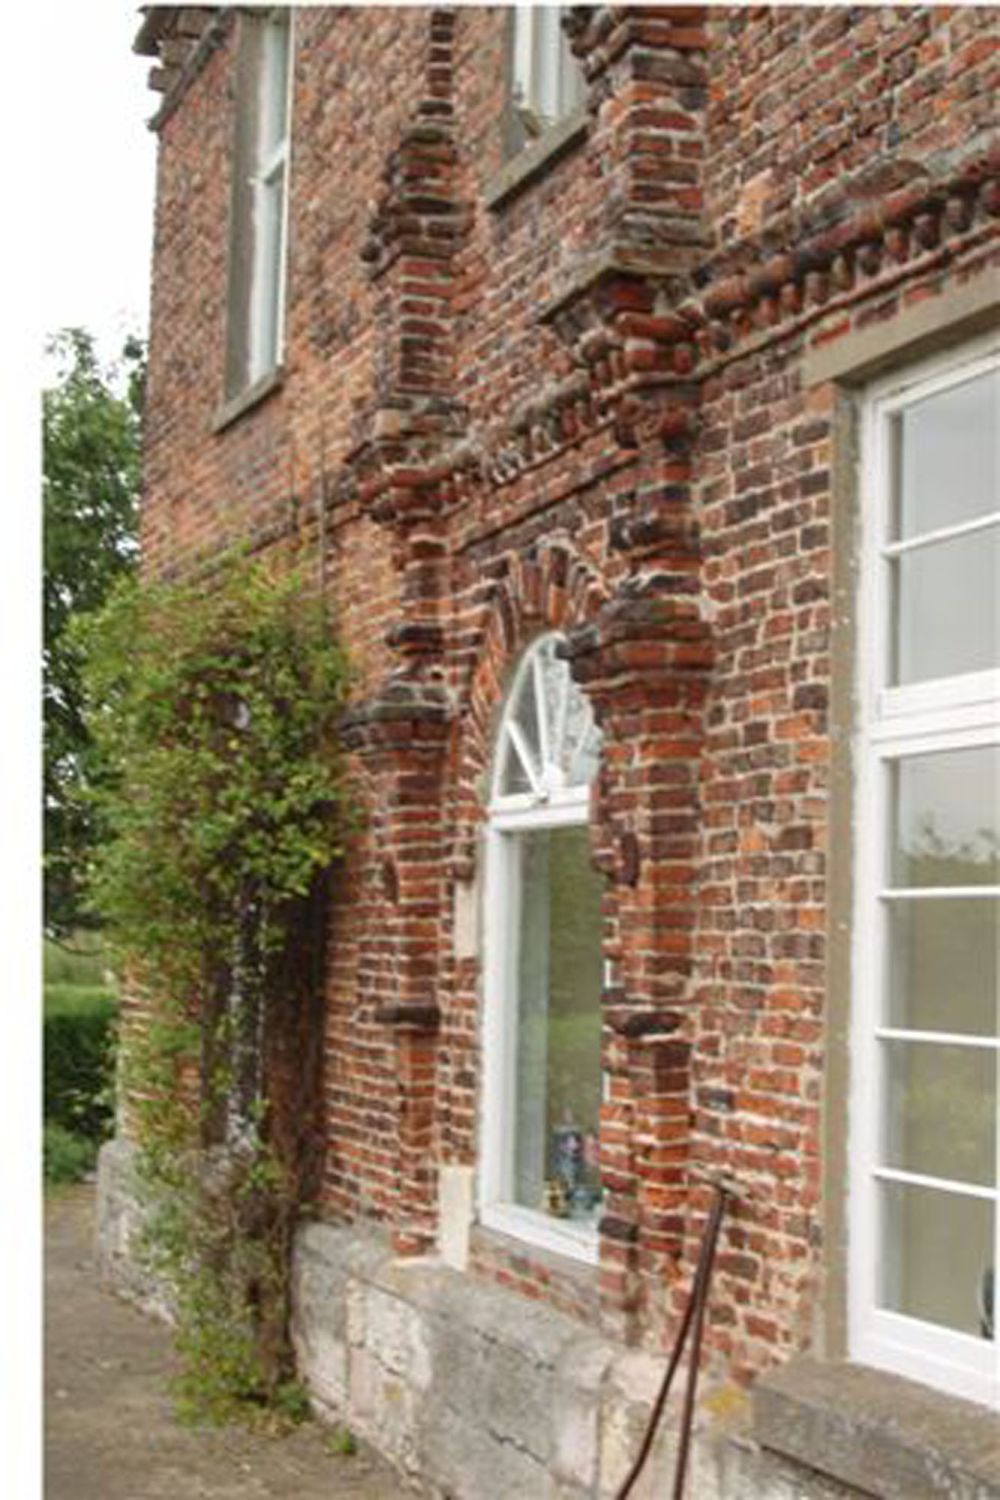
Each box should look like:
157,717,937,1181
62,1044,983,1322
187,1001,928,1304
96,1140,861,1497
290,1220,862,1499
94,1138,173,1321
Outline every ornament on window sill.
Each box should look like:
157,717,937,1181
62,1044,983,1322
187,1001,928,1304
547,1120,602,1221
543,1176,571,1219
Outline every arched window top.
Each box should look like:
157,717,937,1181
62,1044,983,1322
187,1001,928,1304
491,633,600,811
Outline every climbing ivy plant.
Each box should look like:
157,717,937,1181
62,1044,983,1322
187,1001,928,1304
78,555,355,1423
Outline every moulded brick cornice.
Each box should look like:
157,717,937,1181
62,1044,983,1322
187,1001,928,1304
531,138,999,410
691,134,1000,366
477,370,604,487
135,6,231,128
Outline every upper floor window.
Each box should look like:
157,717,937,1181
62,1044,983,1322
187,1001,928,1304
851,337,1000,1410
225,8,292,400
480,635,604,1264
507,6,585,155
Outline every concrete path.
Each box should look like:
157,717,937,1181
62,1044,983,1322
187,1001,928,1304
45,1184,409,1500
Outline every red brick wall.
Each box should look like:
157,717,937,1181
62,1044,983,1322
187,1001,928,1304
138,4,999,1380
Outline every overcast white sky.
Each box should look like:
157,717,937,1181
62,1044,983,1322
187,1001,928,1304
3,11,156,1488
40,1,157,368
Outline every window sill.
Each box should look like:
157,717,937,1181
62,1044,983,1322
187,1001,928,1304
212,365,285,434
753,1357,1000,1496
484,109,588,213
479,1203,599,1268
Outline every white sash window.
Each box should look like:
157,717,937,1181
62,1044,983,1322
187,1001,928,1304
480,634,604,1263
851,337,1000,1408
225,10,293,398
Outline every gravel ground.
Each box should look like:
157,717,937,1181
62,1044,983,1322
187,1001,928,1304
44,1184,410,1500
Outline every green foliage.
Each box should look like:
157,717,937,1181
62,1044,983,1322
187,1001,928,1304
43,986,117,1141
44,329,143,937
78,552,354,1424
325,1424,358,1457
78,556,351,993
44,1122,98,1185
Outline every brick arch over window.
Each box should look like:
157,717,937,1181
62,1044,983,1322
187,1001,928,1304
448,540,611,884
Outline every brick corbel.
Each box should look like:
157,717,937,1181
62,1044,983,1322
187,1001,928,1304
536,255,704,471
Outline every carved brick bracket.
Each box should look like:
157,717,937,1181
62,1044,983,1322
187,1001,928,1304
341,675,453,762
540,255,704,458
562,572,713,710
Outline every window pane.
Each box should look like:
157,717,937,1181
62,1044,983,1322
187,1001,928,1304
250,169,285,379
499,733,532,796
512,6,582,130
259,16,290,153
513,825,603,1221
882,1039,996,1187
532,7,563,122
887,898,1000,1036
891,369,999,542
889,524,1000,685
889,748,1000,888
495,637,599,800
559,677,598,786
226,13,290,397
558,14,586,116
536,638,566,762
879,1180,994,1338
513,660,542,769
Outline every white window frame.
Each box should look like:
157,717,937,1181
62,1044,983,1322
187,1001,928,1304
226,8,294,398
248,9,292,385
850,333,1000,1410
510,6,585,140
479,634,602,1266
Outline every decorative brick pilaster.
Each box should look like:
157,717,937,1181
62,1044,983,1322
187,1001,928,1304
565,529,713,1342
341,680,451,1253
335,9,477,1254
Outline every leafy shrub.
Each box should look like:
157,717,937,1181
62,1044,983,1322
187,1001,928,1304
77,555,355,1422
44,1122,97,1185
43,986,117,1141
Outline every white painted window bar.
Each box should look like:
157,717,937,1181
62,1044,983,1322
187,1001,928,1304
851,336,1000,1411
